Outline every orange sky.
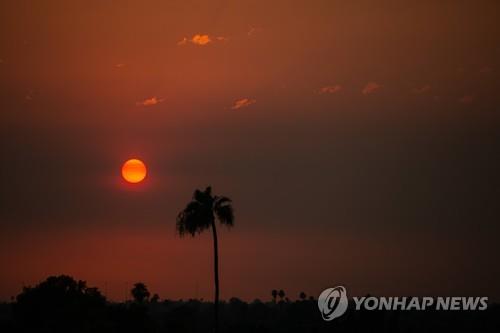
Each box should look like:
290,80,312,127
1,224,496,302
1,0,500,301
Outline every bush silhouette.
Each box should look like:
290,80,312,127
12,275,107,332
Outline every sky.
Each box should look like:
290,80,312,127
1,0,500,302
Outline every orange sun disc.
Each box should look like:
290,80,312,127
122,159,147,183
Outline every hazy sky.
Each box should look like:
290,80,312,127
1,0,499,301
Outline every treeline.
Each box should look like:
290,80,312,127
0,275,498,333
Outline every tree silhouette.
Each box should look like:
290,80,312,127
271,289,278,303
176,186,234,332
278,289,285,302
151,293,160,303
6,275,500,333
13,275,106,331
131,283,150,303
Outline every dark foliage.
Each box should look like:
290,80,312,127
176,186,234,237
131,282,150,303
11,275,107,333
1,276,499,333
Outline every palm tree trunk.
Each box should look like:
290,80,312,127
211,220,219,333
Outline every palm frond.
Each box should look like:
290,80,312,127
193,189,204,202
214,196,231,208
193,186,213,204
214,199,234,227
176,200,212,236
204,186,212,196
177,187,234,235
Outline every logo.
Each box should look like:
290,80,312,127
318,286,489,321
317,286,348,321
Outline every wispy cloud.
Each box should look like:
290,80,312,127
459,94,475,104
136,96,165,107
25,89,34,101
318,85,342,94
412,85,431,94
231,98,256,110
247,26,263,37
362,82,381,95
178,34,228,46
177,37,188,46
115,63,125,68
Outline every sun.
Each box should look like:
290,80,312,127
122,159,147,183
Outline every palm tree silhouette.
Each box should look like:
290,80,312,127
176,186,234,332
278,289,285,302
131,282,150,303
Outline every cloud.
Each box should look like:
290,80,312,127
362,82,381,95
177,37,188,46
318,85,342,94
412,85,431,94
459,95,475,104
115,63,125,68
178,34,227,46
247,26,263,37
231,98,256,110
136,96,165,107
191,34,211,45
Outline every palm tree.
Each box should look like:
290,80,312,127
278,289,285,302
131,282,150,303
176,186,234,332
